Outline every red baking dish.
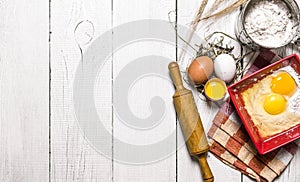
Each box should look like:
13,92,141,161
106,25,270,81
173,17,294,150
228,54,300,154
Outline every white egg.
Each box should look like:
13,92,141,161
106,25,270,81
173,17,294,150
214,54,236,83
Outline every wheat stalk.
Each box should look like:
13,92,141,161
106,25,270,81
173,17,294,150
178,0,208,65
191,0,209,29
178,0,249,65
200,0,249,21
203,0,224,18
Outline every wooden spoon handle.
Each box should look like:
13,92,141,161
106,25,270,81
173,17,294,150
168,62,184,90
198,153,214,182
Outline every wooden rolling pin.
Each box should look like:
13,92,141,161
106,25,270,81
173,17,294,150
169,62,214,182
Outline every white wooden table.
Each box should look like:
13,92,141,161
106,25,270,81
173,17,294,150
1,0,299,181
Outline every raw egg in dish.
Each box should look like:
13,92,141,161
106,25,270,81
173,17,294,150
188,56,214,85
241,66,300,138
263,93,286,115
271,71,296,96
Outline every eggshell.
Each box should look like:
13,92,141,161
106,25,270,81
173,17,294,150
188,56,214,85
214,54,236,83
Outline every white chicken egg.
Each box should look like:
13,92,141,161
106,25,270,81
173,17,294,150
214,54,236,83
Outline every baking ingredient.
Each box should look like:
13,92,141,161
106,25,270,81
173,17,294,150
205,78,226,100
214,54,236,83
244,0,297,48
263,93,286,115
241,67,300,137
271,72,296,96
188,56,214,85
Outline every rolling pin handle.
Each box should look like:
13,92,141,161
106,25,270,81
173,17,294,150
168,62,184,90
198,153,214,182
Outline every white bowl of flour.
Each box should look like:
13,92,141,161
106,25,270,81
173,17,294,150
236,0,300,49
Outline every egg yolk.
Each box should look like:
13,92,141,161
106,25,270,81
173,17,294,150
263,93,286,115
205,79,226,100
271,72,296,96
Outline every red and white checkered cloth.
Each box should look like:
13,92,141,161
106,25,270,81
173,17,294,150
208,51,299,182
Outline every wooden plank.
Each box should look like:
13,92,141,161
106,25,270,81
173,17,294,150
176,0,242,181
242,45,300,182
51,0,113,181
241,1,300,181
275,43,300,181
0,0,49,181
112,0,177,181
243,1,300,180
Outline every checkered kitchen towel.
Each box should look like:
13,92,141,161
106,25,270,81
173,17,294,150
208,51,299,182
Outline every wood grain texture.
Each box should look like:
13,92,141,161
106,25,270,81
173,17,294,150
112,0,177,181
51,0,113,181
1,0,299,181
0,0,49,181
243,1,300,180
176,0,243,182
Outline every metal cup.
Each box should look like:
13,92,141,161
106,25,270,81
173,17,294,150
235,0,300,49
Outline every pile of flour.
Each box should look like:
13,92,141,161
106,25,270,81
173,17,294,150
244,0,297,48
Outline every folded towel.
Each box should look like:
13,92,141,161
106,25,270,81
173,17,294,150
208,50,299,182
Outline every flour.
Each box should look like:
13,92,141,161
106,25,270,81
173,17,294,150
244,0,297,48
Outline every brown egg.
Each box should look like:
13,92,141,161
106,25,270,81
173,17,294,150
188,56,214,85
